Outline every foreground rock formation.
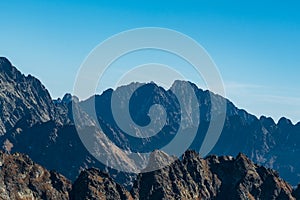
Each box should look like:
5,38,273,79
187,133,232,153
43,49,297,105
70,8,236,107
0,150,298,200
131,150,295,200
0,151,71,199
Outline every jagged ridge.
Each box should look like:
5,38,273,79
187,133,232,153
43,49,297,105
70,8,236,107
0,150,299,200
1,57,300,189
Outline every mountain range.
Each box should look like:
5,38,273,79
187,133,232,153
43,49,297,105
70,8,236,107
0,57,300,199
1,149,299,199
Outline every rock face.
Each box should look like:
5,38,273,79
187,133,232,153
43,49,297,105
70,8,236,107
70,168,133,200
131,150,296,200
0,58,133,185
0,57,59,135
131,150,221,200
0,151,71,200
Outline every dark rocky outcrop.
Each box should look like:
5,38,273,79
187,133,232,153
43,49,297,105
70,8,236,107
70,168,133,200
131,150,296,200
0,150,299,200
0,151,71,199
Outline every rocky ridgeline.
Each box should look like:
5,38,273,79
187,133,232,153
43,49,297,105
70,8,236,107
1,57,300,199
0,150,299,200
0,57,60,135
0,57,129,184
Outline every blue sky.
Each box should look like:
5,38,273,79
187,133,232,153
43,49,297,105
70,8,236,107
1,0,300,122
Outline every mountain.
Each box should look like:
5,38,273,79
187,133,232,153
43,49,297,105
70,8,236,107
79,80,300,186
0,57,134,186
0,150,298,200
0,57,61,136
1,57,300,188
131,150,295,200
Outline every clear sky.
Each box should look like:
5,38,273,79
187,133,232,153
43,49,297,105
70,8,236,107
1,0,300,123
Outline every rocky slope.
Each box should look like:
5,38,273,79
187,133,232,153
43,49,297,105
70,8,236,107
0,57,64,136
0,151,71,199
0,150,298,200
0,57,89,180
293,185,300,199
70,168,133,200
0,57,134,185
131,150,295,200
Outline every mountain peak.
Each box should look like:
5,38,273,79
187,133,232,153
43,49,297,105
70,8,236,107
71,167,132,200
235,152,254,170
0,57,22,80
0,57,12,67
133,150,295,200
0,57,57,135
143,150,176,172
61,93,79,104
278,117,293,126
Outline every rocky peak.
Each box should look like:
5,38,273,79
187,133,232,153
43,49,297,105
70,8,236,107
132,150,296,200
70,168,133,200
62,93,79,104
234,152,255,171
0,57,63,136
0,57,12,71
0,57,18,78
143,150,176,172
278,117,293,126
182,149,201,160
260,115,276,127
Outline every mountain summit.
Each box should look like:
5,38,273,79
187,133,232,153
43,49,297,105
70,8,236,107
0,57,58,135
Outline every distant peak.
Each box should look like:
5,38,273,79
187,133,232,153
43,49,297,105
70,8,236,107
0,57,13,72
0,57,12,65
171,80,193,88
62,93,79,104
278,117,293,126
0,57,24,81
259,116,276,126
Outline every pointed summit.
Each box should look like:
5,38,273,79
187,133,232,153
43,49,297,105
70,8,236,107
143,150,176,172
0,57,12,68
0,57,23,80
0,57,58,135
